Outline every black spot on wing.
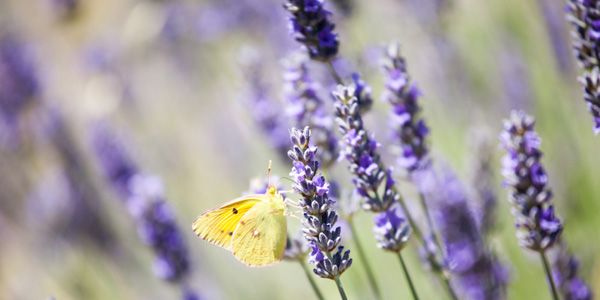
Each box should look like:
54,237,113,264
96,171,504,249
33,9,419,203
232,208,238,214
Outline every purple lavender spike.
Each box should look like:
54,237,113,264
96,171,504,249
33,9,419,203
91,124,199,299
284,52,338,168
381,43,430,174
284,0,339,62
566,0,600,133
288,127,352,281
552,243,593,300
500,111,562,300
432,167,508,300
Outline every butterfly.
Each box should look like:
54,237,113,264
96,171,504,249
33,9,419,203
192,182,288,267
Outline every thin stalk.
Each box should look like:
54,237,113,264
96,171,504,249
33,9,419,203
541,251,561,300
334,275,349,300
441,272,459,300
397,252,420,300
326,60,344,85
299,259,325,300
348,219,382,300
417,192,445,262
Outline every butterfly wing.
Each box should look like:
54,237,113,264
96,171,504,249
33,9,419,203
192,196,262,250
231,201,287,267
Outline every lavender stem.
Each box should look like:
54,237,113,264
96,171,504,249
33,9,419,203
349,219,382,300
541,251,561,300
333,273,349,300
299,259,325,300
397,252,420,300
417,192,444,263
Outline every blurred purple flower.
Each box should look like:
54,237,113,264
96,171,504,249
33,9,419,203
284,52,338,167
500,111,562,251
552,243,593,300
0,33,40,146
288,127,352,279
284,0,339,62
536,0,573,74
433,167,508,300
91,124,198,299
382,43,430,173
241,52,290,160
567,0,600,133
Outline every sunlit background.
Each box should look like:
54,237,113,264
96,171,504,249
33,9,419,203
0,0,599,299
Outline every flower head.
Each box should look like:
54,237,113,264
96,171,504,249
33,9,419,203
284,0,339,61
500,111,562,251
91,125,198,298
382,43,430,172
289,127,352,279
333,85,399,212
552,243,593,300
567,0,600,133
433,167,508,300
284,52,338,167
373,204,411,252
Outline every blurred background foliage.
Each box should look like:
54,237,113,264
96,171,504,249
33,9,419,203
0,0,598,299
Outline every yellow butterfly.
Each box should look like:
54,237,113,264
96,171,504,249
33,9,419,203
192,183,287,267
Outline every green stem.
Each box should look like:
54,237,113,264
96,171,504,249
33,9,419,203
334,276,349,300
299,259,325,300
397,253,420,300
326,60,344,85
441,272,459,300
417,192,445,263
541,251,561,300
349,219,382,300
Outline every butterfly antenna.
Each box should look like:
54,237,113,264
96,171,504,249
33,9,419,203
267,160,272,187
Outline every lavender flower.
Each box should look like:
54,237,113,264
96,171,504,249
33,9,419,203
128,175,190,282
284,52,338,167
433,168,507,300
373,204,411,252
334,85,398,212
288,127,352,280
0,34,40,145
350,73,373,114
241,51,290,159
284,0,339,62
91,124,138,197
567,0,600,133
91,125,198,299
552,243,593,300
500,111,563,252
382,43,430,173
